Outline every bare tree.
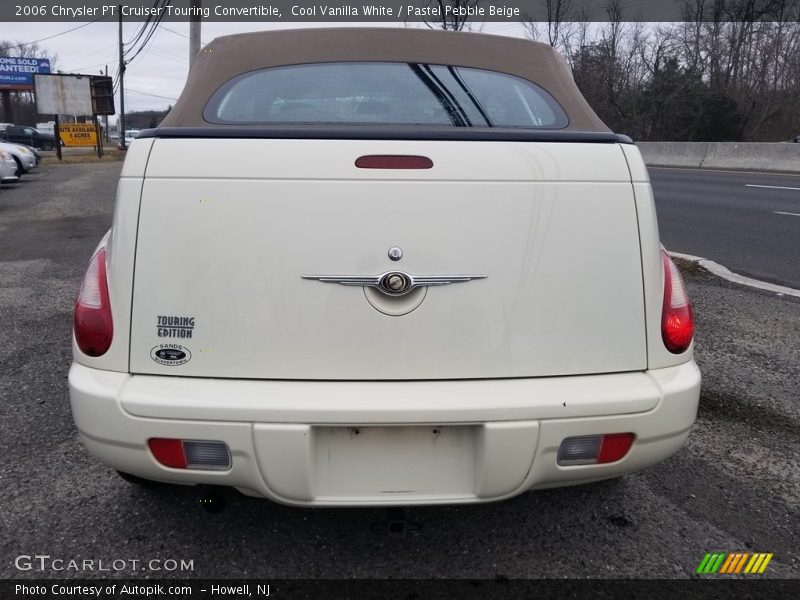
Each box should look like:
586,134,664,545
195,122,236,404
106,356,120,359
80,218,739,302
422,0,483,31
522,0,589,71
365,0,800,139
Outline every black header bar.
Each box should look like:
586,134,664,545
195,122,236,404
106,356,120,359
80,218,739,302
2,1,797,23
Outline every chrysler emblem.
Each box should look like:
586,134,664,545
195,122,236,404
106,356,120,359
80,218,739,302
302,271,487,297
382,272,410,293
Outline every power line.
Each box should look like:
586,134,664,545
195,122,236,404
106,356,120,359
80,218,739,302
57,43,117,67
159,23,208,46
158,24,189,39
125,1,171,64
144,50,189,65
123,2,159,58
64,60,116,74
1,17,106,51
126,88,177,101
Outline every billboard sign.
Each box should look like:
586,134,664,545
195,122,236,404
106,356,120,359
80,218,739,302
0,57,51,90
34,74,93,116
90,76,115,115
59,123,98,147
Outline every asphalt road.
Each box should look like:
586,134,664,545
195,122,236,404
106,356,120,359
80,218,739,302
650,167,800,289
0,162,798,583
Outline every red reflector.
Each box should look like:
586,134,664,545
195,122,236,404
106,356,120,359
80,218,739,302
148,438,187,469
355,155,433,169
597,433,635,464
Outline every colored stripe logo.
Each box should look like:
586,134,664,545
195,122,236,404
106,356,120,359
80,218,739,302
696,552,773,574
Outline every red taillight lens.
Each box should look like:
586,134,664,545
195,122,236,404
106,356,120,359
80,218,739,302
148,438,187,469
74,248,113,357
661,251,694,354
147,439,231,470
557,432,635,465
597,433,635,464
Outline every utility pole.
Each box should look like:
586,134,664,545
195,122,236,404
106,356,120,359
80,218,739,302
189,0,201,67
103,66,109,144
118,4,127,150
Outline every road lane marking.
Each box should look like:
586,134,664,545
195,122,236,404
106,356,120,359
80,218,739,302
773,211,800,217
648,166,800,177
746,184,800,191
668,251,800,299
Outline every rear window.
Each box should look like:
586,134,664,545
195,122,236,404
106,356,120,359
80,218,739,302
205,62,568,129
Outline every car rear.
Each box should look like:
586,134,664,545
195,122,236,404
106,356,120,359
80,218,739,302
69,28,700,506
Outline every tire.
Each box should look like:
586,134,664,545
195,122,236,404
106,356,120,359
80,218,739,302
40,141,54,151
12,157,22,178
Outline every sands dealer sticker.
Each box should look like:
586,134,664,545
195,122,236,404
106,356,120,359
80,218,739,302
150,344,191,366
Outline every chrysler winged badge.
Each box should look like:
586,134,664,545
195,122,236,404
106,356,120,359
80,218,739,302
301,271,487,297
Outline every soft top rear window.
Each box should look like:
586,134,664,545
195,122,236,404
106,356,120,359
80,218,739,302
205,62,569,129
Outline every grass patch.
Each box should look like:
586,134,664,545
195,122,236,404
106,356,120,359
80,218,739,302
673,256,706,275
41,150,125,165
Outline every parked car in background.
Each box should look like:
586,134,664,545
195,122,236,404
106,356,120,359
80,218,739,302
70,28,700,507
1,126,58,151
124,129,141,146
28,144,41,165
0,141,37,176
0,149,19,183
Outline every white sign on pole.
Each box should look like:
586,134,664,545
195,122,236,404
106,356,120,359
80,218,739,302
34,74,93,115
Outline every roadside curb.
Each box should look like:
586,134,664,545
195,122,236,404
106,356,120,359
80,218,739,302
668,251,800,299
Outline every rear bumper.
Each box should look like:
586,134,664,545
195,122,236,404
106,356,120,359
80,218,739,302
69,361,700,506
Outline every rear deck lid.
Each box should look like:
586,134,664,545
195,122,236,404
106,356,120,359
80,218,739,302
128,137,645,380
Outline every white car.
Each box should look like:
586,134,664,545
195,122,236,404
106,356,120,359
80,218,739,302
69,28,700,507
0,141,37,176
124,129,141,146
0,149,19,183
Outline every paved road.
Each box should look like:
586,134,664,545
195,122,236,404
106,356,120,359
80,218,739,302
650,167,800,289
1,161,798,583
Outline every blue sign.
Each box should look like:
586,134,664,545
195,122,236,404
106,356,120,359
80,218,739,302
0,57,51,90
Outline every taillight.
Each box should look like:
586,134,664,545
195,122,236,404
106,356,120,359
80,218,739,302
661,251,694,353
74,248,113,357
148,439,231,470
557,433,635,465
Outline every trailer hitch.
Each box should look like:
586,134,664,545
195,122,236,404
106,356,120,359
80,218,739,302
370,507,421,538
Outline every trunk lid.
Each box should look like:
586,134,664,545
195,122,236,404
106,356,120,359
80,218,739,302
129,138,645,379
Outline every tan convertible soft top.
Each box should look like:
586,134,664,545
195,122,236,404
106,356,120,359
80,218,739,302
160,27,609,132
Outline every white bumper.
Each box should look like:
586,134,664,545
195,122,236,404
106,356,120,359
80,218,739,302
69,361,700,506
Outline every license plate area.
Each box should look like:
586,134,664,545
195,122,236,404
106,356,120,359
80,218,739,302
312,425,476,500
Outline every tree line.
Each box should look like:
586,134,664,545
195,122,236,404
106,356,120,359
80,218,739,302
429,0,800,141
523,0,800,141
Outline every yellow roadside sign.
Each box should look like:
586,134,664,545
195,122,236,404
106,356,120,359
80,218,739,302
59,123,97,147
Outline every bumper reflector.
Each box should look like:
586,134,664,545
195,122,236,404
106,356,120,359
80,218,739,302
148,438,231,471
558,433,635,466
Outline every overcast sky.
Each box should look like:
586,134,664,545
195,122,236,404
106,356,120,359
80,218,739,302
4,21,528,124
